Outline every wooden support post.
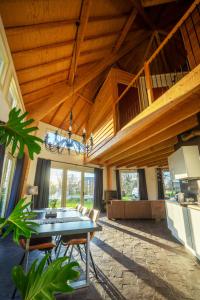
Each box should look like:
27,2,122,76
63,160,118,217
106,166,113,190
144,62,154,105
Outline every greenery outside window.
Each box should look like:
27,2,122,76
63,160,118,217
120,171,139,201
49,164,94,209
162,170,181,199
0,152,16,217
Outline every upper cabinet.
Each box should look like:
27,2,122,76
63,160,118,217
168,146,200,180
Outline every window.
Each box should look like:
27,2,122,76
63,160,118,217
84,172,94,209
0,153,15,217
49,168,63,208
0,33,8,85
162,170,181,199
120,171,139,200
49,165,94,208
7,78,19,108
66,170,82,208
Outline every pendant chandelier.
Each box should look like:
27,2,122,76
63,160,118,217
44,111,93,156
44,21,93,156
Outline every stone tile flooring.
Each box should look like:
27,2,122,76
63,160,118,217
1,215,200,299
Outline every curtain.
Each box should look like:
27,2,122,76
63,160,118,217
138,168,148,200
157,168,165,199
94,168,103,211
6,156,24,217
34,158,51,209
116,170,121,199
0,144,5,183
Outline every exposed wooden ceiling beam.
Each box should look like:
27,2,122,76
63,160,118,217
112,8,137,53
102,115,198,166
68,0,91,85
5,13,129,30
126,148,174,168
76,92,93,105
147,160,168,168
29,39,143,121
141,0,176,7
116,137,177,167
129,0,155,30
49,103,64,124
136,156,169,167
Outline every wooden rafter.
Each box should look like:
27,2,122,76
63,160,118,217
129,0,155,30
115,138,177,167
126,147,174,167
141,0,176,7
76,92,93,105
112,8,137,53
29,39,143,121
68,0,91,85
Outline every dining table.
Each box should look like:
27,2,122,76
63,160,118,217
26,207,102,289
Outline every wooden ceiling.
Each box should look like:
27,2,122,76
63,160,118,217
0,0,191,136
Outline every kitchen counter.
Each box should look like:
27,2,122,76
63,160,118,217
165,200,200,260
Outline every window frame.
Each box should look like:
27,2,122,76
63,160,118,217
49,162,94,208
119,169,139,201
0,152,16,217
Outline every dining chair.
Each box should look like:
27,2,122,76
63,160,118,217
77,204,82,211
12,237,56,299
81,207,88,216
59,209,100,278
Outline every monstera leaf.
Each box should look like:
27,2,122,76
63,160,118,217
0,198,38,244
0,107,43,159
12,255,80,300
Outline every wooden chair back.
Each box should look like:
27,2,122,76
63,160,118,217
77,204,82,212
89,209,99,222
82,207,88,216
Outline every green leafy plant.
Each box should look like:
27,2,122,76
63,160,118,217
0,107,80,298
12,255,79,300
0,107,43,159
0,198,38,244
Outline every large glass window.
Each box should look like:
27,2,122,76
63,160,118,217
0,154,15,217
66,170,81,208
84,172,94,209
120,171,139,200
162,170,181,199
49,168,63,208
48,166,94,208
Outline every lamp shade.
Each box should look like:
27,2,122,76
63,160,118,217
27,186,38,196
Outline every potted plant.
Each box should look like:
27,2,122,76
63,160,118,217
0,108,79,299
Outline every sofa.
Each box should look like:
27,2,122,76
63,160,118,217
107,200,166,220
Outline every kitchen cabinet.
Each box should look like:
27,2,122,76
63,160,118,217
168,146,200,180
166,200,200,260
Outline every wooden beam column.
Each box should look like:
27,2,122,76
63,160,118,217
144,62,154,105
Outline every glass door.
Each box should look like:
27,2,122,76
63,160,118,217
84,172,94,209
66,170,82,208
49,168,63,208
0,154,15,217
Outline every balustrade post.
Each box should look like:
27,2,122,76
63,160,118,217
144,62,154,106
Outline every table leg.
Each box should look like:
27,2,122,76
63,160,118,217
25,238,30,272
86,232,90,285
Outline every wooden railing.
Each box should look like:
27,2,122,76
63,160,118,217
115,0,200,119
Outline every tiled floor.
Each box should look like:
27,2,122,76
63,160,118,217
1,216,200,300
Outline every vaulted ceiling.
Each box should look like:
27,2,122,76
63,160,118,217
0,0,191,135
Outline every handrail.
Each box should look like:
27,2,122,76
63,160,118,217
114,0,200,111
147,0,200,64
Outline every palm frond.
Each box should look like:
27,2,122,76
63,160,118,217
0,107,43,159
12,255,80,300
